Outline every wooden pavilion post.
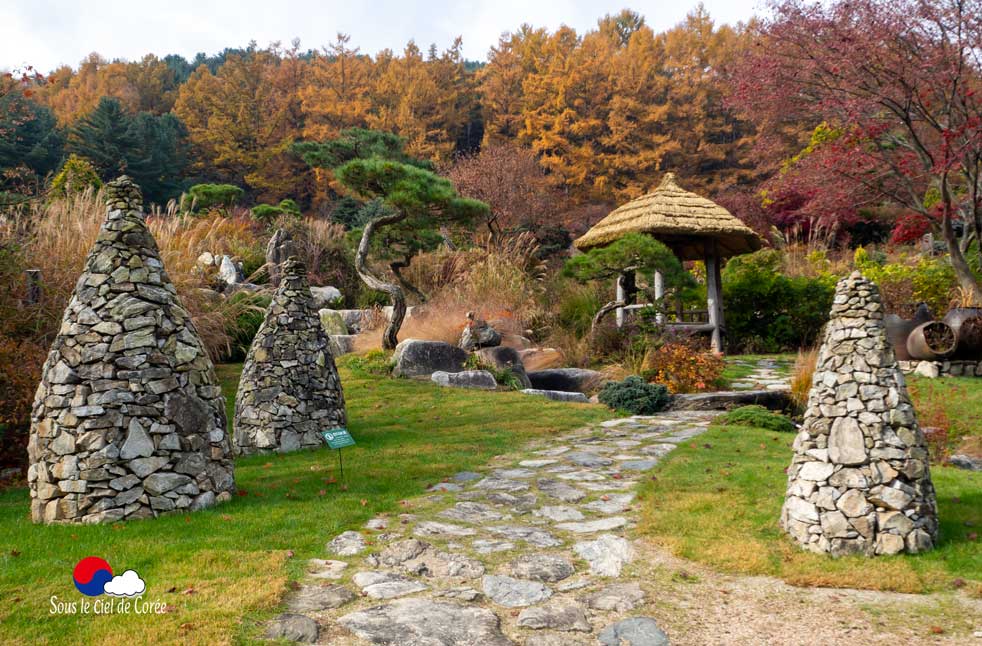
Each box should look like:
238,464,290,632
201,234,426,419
653,269,665,324
704,240,725,352
615,270,637,328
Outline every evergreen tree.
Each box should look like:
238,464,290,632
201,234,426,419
0,93,64,178
67,97,138,176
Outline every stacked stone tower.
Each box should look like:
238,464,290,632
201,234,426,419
781,272,938,556
234,257,346,454
28,177,235,524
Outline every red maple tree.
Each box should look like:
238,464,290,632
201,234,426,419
730,0,982,300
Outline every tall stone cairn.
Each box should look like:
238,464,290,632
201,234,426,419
234,257,346,454
781,271,938,556
28,176,235,524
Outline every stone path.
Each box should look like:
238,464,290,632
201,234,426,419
729,357,792,392
263,410,718,645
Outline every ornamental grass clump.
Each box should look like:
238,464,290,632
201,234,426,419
598,376,671,415
715,405,795,433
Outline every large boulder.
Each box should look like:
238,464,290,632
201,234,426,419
218,255,243,285
527,368,603,393
27,177,235,524
459,312,502,351
522,389,589,403
393,339,469,378
319,309,349,336
476,346,531,388
431,370,497,390
310,286,342,310
329,335,357,357
265,228,296,288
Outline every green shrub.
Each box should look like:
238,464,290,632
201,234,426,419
342,349,394,376
715,405,795,433
183,183,244,213
598,376,671,415
722,250,836,353
49,154,101,198
252,199,301,222
555,281,603,338
854,247,956,315
224,292,270,361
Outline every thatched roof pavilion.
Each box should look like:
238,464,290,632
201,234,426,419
574,172,761,260
573,172,763,351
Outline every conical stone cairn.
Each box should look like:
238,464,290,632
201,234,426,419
28,177,235,524
234,257,346,454
781,272,938,556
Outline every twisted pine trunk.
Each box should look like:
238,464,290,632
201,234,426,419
356,213,407,350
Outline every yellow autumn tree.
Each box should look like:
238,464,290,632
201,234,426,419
173,45,309,202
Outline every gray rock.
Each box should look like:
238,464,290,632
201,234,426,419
537,479,586,503
619,459,659,471
489,525,562,547
218,255,242,285
318,308,348,335
460,317,502,350
828,417,866,465
565,452,613,467
534,505,584,522
948,454,982,471
143,472,191,496
263,613,318,643
339,598,512,646
509,554,575,582
581,582,645,612
522,389,590,403
473,539,516,554
527,368,602,393
413,521,477,538
311,286,343,310
393,339,469,378
401,546,485,579
431,370,498,390
482,575,552,607
328,530,366,556
573,534,634,576
671,389,790,411
439,502,505,523
307,558,348,580
287,584,356,611
555,517,627,534
433,586,482,602
517,600,591,632
329,334,357,356
598,617,670,646
352,571,429,599
583,493,635,514
474,477,530,492
119,419,154,460
476,346,532,388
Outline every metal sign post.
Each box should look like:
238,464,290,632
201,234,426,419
320,428,356,484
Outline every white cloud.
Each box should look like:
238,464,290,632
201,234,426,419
103,569,146,597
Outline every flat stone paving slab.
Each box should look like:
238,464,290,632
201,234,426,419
271,410,717,645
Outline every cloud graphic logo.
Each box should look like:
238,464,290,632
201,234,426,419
73,557,113,597
103,569,146,597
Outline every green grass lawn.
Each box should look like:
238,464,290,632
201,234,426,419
637,423,982,594
0,358,609,645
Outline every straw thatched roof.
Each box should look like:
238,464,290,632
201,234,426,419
573,172,762,260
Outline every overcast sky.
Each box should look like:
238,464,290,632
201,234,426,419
2,0,762,73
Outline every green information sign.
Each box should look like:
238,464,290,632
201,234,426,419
321,428,355,449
